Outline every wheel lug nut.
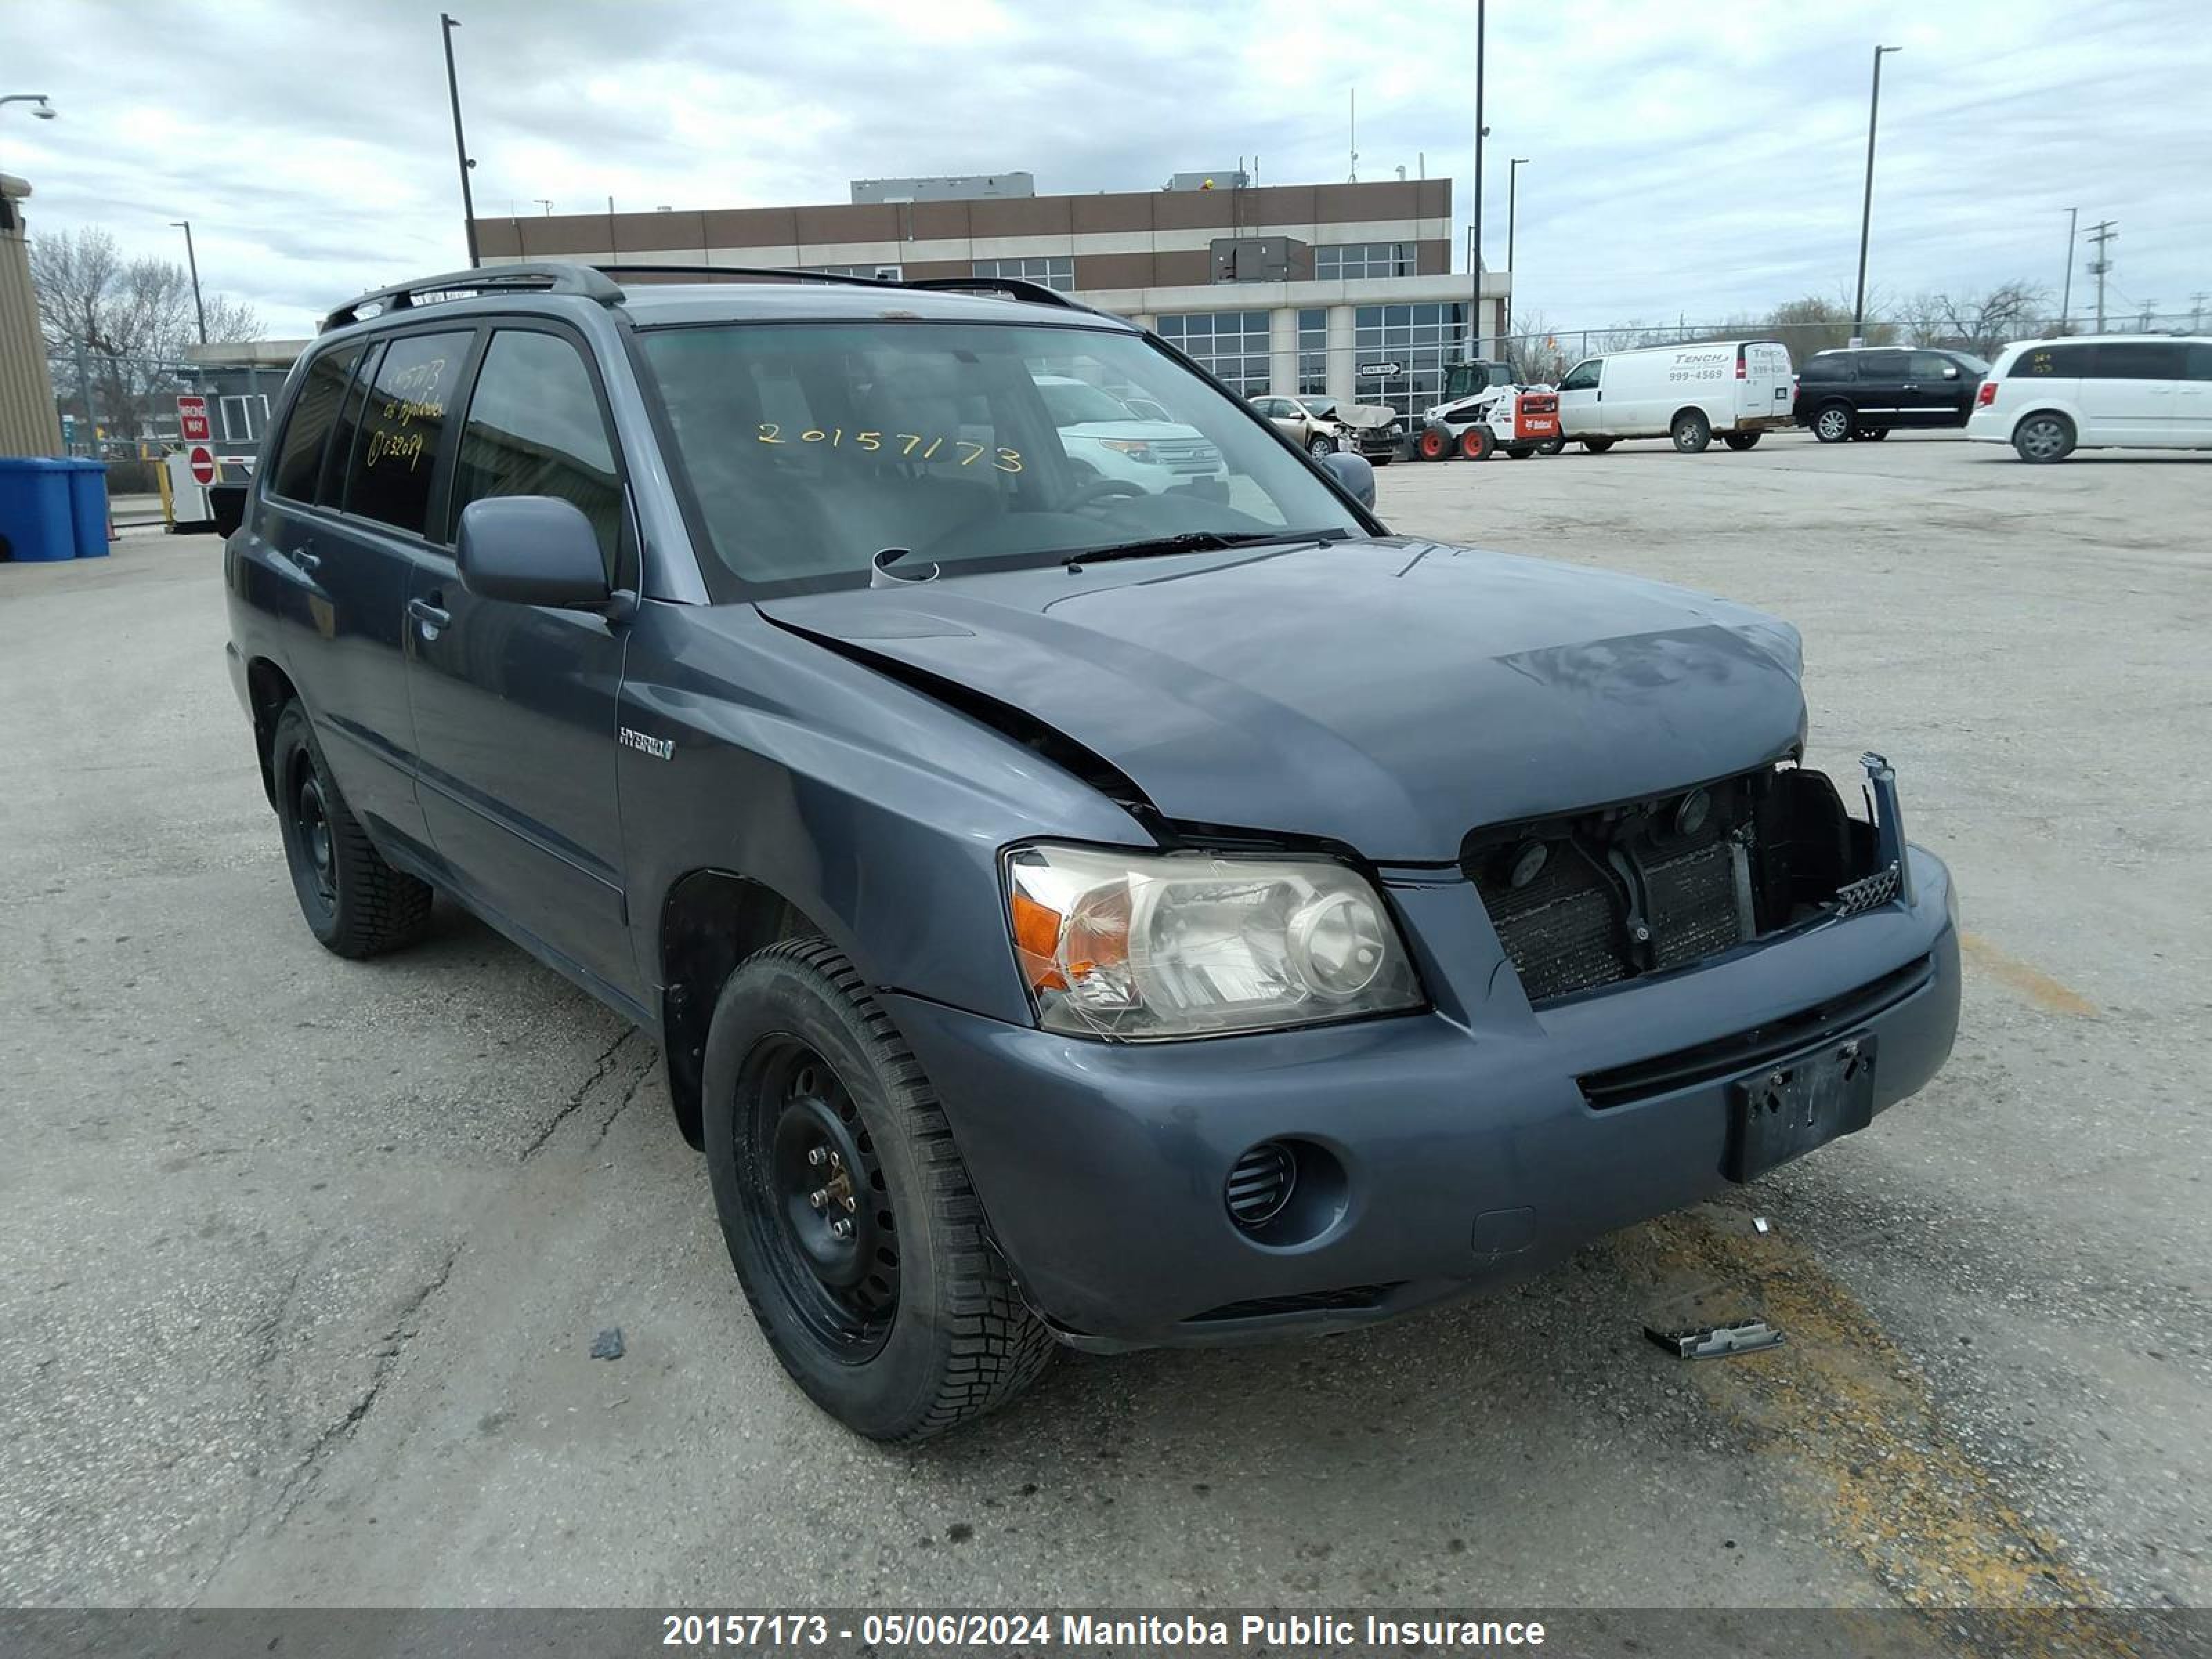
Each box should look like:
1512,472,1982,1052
809,1188,827,1209
830,1217,852,1239
807,1147,825,1167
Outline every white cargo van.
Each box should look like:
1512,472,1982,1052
1965,335,2212,461
1555,339,1796,453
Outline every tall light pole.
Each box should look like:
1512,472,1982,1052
1470,0,1487,358
2059,206,2077,332
440,14,480,268
1850,44,1902,347
1506,157,1528,345
169,220,207,344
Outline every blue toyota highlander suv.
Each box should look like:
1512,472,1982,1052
225,263,1960,1441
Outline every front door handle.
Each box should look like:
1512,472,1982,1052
283,546,320,575
408,595,451,641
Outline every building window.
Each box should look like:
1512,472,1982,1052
1297,308,1327,395
1315,241,1418,281
798,263,903,280
1156,310,1272,397
1351,301,1470,417
218,393,270,444
973,256,1074,293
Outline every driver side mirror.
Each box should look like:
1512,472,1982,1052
457,496,612,608
1942,364,1960,379
1320,451,1376,509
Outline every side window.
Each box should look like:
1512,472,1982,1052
317,341,383,509
1558,359,1601,392
2012,344,2094,377
1801,356,1851,383
2185,344,2212,382
270,346,360,503
340,330,473,536
2092,341,2185,380
1858,350,1909,379
448,329,624,576
1910,352,1960,380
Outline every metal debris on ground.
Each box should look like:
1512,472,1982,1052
590,1327,626,1360
1646,1318,1785,1360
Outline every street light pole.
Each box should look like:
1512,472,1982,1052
440,14,480,269
169,220,207,344
1470,0,1485,358
1506,157,1528,345
1850,44,1902,347
2059,206,2077,332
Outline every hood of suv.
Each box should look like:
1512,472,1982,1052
758,538,1806,860
1058,418,1211,445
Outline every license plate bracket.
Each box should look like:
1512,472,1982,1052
1723,1035,1877,1182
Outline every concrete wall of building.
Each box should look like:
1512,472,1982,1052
0,174,64,458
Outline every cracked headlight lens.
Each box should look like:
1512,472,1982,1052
1004,843,1423,1040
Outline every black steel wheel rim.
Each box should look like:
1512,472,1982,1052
739,1037,898,1360
285,746,337,917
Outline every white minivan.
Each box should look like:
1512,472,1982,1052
1966,335,2212,461
1555,339,1796,453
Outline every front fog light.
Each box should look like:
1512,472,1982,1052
1004,843,1423,1040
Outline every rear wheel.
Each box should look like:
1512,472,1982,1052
1723,431,1762,451
271,702,431,959
1580,437,1615,455
704,939,1053,1441
1458,426,1494,462
1810,403,1853,443
2013,412,2074,463
1416,425,1453,461
1857,427,1889,441
1537,436,1566,456
1671,409,1713,453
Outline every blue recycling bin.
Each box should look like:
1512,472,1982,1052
64,458,111,559
0,457,77,564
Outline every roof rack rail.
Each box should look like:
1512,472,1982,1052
898,275,1084,311
591,262,894,291
319,263,621,333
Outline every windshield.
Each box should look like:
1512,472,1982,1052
639,320,1365,597
1301,398,1339,418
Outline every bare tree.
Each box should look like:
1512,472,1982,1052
29,226,263,440
1896,281,2046,357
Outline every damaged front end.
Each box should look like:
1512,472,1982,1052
1465,753,1915,1006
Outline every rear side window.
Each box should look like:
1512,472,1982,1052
2012,344,2094,377
339,330,473,536
2092,341,2185,379
448,329,624,576
1857,350,1909,379
270,346,360,502
1800,355,1853,383
2187,344,2212,382
317,341,383,508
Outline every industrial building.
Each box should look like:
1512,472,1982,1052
475,174,1510,418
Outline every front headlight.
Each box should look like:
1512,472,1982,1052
1004,843,1423,1040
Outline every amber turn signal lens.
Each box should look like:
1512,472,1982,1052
1011,891,1067,991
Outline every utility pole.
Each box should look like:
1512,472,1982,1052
1506,157,1528,347
2192,292,2208,332
2086,220,2117,331
1471,0,1488,359
169,220,207,345
2059,206,2076,332
2139,299,2155,331
1850,44,1902,346
440,13,480,268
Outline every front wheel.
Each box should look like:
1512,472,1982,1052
271,701,431,958
1504,445,1533,460
1671,410,1713,453
2013,413,2074,463
1416,425,1453,461
1723,431,1762,451
1580,437,1615,455
704,939,1053,1441
1537,436,1566,456
1306,433,1335,460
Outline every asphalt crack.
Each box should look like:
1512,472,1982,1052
518,1027,640,1162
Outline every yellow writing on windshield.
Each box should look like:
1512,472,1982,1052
758,424,1022,472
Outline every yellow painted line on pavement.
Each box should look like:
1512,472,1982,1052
1614,1206,2119,1651
1960,932,2098,1018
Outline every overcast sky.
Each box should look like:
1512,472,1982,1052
6,0,2208,339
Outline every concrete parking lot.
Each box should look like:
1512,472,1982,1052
1,433,2206,1620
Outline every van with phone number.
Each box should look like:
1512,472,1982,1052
1555,339,1796,455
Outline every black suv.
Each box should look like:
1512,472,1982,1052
225,263,1958,1441
1794,346,1990,442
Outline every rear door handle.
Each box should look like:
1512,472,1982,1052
408,595,451,639
283,547,320,575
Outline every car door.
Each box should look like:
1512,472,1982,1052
1555,357,1602,434
251,335,462,859
404,322,640,1000
1902,351,1969,427
1260,398,1303,441
2180,343,2212,447
2079,340,2188,446
1851,350,1910,429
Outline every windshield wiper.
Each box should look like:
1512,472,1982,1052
1060,529,1337,570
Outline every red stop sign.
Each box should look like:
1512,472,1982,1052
189,445,216,486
